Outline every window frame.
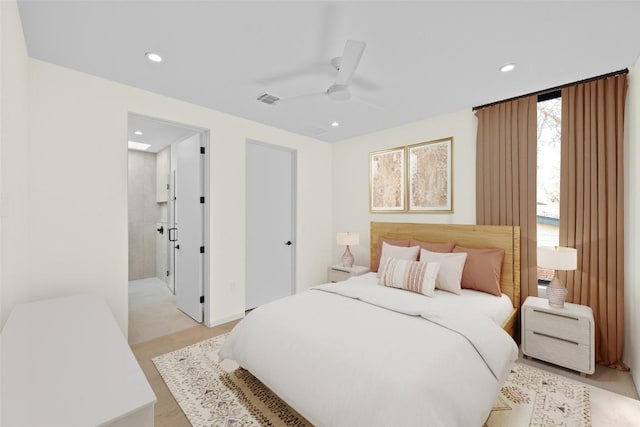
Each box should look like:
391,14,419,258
536,90,561,286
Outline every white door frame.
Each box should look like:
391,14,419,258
126,113,211,327
201,130,211,327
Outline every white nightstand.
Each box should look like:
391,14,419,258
522,296,595,375
327,264,370,283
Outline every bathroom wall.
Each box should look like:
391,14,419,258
128,150,159,280
155,146,170,283
156,146,170,224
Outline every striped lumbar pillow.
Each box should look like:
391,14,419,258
379,258,441,297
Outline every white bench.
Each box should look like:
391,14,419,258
1,294,156,426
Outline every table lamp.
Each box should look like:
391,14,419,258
537,246,577,308
336,232,360,268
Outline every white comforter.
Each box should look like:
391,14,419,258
220,279,518,427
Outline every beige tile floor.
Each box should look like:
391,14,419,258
128,277,199,345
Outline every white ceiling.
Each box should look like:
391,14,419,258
128,113,200,153
17,1,640,143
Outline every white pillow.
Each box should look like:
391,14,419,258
379,258,440,297
377,242,420,277
419,248,467,295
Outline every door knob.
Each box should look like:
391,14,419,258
285,241,292,246
175,244,180,250
156,225,164,234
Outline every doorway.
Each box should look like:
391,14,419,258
127,113,208,344
245,140,296,309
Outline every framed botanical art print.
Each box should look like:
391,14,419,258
407,137,453,212
369,147,406,212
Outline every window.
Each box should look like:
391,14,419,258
536,93,561,284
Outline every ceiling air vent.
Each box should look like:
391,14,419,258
257,93,280,105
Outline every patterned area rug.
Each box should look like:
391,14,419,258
154,335,592,427
153,334,311,426
485,363,590,427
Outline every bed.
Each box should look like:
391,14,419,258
369,221,521,337
220,222,520,426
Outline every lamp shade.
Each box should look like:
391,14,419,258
336,232,360,246
537,246,577,271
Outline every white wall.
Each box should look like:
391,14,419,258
0,0,30,326
332,109,477,266
624,56,640,395
9,58,332,335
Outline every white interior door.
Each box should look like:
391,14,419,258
174,134,204,322
246,140,296,309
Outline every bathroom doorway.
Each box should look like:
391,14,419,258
126,113,208,344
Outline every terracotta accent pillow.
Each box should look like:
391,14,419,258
373,237,410,272
379,258,441,297
452,246,505,297
419,249,467,295
409,239,455,260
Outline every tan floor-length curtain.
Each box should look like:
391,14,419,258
560,74,627,369
476,96,538,304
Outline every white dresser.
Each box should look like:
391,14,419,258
522,296,595,375
1,294,156,427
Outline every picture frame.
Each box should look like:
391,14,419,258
407,137,453,213
369,147,406,212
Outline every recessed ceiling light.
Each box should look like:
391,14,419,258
128,141,151,151
145,52,163,63
331,121,340,127
134,130,143,136
500,63,516,73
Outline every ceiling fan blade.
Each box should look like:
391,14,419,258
334,40,366,86
352,75,380,91
353,94,385,111
317,3,344,59
256,62,333,86
276,91,326,105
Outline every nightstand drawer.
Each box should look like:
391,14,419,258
525,307,591,344
328,268,351,283
327,265,370,283
523,330,592,373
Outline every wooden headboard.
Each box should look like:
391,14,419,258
370,222,521,335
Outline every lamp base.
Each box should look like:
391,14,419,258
341,246,354,268
547,273,567,308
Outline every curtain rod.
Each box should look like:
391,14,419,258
472,68,629,111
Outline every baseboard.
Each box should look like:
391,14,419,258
206,312,244,328
633,368,640,398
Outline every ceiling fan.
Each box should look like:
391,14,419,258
259,40,382,110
